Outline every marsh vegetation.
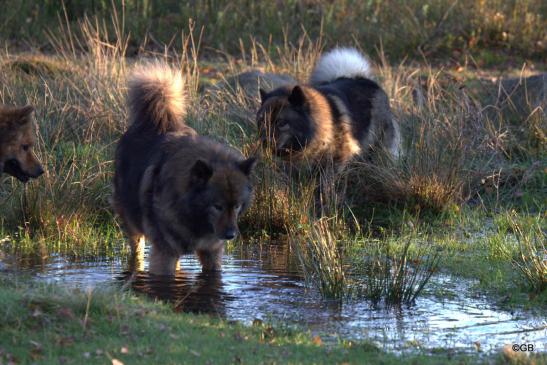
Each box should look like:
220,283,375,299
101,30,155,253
0,1,545,363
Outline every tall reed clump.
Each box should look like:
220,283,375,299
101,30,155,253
239,154,295,238
354,235,440,306
344,59,512,216
294,216,440,305
506,212,546,294
295,218,349,300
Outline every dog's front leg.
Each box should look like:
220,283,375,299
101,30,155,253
196,244,224,272
149,244,180,275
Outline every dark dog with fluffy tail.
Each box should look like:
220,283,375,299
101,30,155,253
257,47,401,172
113,63,256,275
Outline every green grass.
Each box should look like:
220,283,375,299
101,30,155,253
0,4,546,362
0,280,491,365
1,1,545,64
0,15,544,301
293,216,440,305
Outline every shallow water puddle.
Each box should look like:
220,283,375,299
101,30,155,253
1,244,545,353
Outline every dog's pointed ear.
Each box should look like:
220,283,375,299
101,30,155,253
259,88,268,103
190,160,213,184
238,157,257,176
19,105,34,117
16,105,35,125
288,86,306,107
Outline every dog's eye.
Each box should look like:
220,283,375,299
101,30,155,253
22,144,30,151
277,121,290,131
213,204,223,212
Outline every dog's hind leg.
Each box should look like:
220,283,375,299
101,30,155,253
128,235,145,272
113,199,144,272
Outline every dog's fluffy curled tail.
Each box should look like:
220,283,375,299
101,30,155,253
127,62,187,133
310,47,373,85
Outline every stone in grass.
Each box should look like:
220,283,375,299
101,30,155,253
212,70,297,100
497,73,546,116
3,55,72,77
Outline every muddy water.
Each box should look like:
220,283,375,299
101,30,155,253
1,244,545,353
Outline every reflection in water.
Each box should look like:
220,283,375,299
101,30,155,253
1,243,546,353
120,271,229,316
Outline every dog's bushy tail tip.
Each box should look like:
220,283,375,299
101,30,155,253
310,47,372,85
127,62,186,133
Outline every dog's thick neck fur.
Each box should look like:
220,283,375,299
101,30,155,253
261,86,362,169
299,86,362,168
297,86,334,159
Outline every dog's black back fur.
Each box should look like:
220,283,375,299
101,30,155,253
317,77,382,143
114,129,164,232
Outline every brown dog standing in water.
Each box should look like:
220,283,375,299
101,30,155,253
0,105,44,182
113,63,256,275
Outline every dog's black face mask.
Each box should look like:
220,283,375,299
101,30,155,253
257,86,315,157
4,159,30,182
178,159,256,241
0,105,44,182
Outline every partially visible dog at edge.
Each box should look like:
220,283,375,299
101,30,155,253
256,47,401,172
113,63,256,275
0,104,44,182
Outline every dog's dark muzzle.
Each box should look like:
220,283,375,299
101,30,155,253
221,228,237,241
3,159,44,183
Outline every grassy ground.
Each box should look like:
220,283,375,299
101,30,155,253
0,1,546,363
0,3,544,304
1,46,544,303
0,279,498,365
2,0,545,64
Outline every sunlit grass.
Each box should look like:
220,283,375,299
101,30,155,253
506,212,546,294
294,216,440,305
2,1,545,62
0,278,486,364
0,3,544,305
295,218,349,300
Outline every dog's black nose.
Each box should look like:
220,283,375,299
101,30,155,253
35,167,44,177
222,229,237,240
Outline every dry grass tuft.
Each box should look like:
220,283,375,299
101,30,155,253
356,236,440,306
293,216,440,304
507,212,546,294
295,218,348,300
0,6,544,273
